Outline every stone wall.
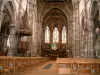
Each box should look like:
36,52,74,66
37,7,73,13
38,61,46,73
72,0,100,58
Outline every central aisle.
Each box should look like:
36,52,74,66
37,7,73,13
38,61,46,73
24,61,58,75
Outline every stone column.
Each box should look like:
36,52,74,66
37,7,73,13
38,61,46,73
36,21,42,56
28,1,34,57
81,0,88,58
38,22,42,56
31,21,38,56
87,16,94,58
72,2,76,57
99,3,100,22
0,9,3,31
7,24,16,56
68,17,73,57
72,1,80,57
28,1,38,57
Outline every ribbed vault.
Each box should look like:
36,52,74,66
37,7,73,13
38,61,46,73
42,8,68,31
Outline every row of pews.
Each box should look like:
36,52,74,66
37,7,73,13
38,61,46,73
56,58,100,75
0,56,49,75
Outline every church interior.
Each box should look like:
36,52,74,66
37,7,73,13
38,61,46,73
0,0,100,75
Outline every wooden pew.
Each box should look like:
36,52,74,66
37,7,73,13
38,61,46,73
56,58,100,75
77,61,93,75
93,59,100,75
0,56,10,75
0,56,49,75
30,57,39,68
78,68,91,75
7,56,18,75
56,58,74,75
22,57,31,72
15,57,24,74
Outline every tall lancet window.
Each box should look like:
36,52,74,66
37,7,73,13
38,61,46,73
45,26,50,43
53,27,59,43
62,26,66,43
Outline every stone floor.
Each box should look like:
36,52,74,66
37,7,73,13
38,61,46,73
24,61,58,75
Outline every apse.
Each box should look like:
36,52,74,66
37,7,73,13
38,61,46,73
41,8,68,57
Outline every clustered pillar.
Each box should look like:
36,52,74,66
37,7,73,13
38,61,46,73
7,24,16,56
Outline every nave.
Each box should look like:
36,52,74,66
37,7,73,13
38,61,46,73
0,1,100,75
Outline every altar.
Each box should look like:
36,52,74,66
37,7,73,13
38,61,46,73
49,43,59,60
49,49,59,60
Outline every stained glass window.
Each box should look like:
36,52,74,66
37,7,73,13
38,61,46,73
53,27,59,43
62,26,66,43
45,26,50,43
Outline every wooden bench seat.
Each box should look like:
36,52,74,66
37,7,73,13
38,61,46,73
56,58,100,75
78,68,91,75
0,57,10,75
7,57,18,75
58,68,73,75
0,56,49,74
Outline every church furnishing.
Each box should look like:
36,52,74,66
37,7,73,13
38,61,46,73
56,58,100,75
0,56,49,75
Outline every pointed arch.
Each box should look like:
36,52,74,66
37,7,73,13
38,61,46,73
53,27,59,43
45,26,50,43
62,26,66,43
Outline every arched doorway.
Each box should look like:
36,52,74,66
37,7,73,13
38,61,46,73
0,0,16,56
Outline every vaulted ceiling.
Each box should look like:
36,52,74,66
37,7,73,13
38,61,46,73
42,8,68,32
38,0,72,31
